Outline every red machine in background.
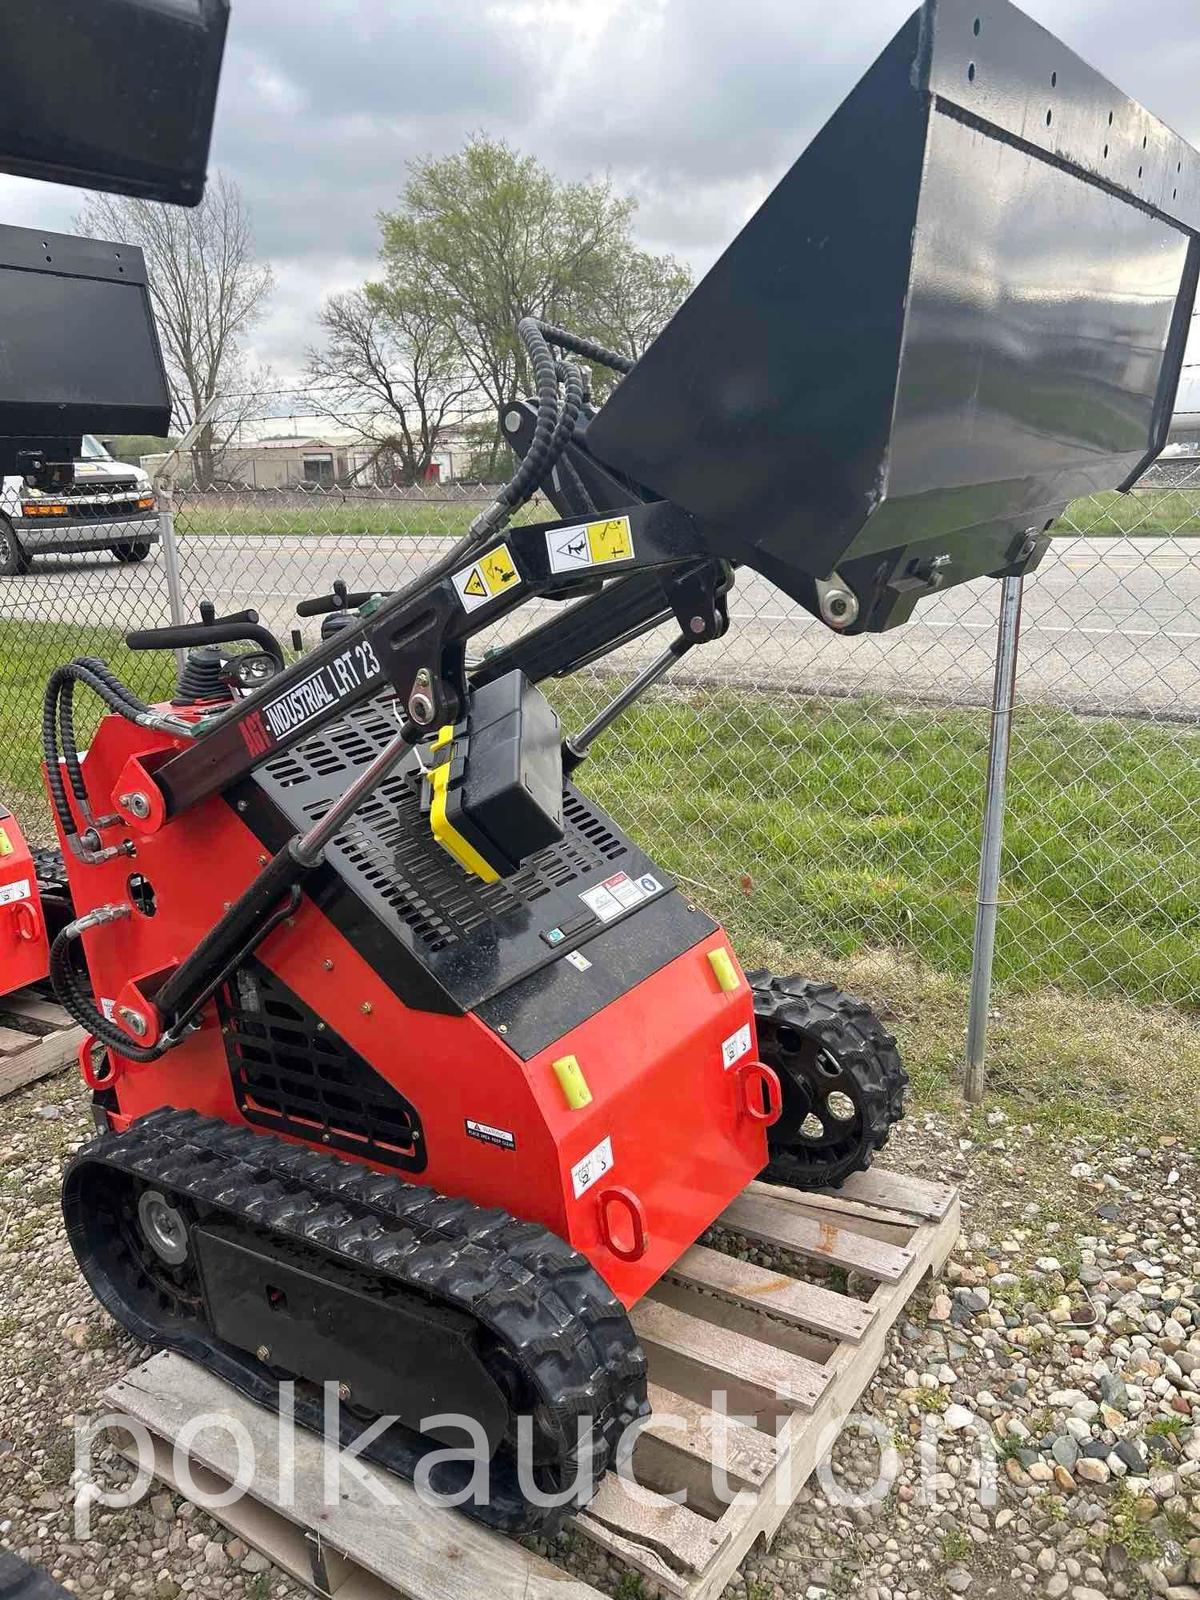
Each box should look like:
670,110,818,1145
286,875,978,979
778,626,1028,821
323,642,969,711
0,806,71,998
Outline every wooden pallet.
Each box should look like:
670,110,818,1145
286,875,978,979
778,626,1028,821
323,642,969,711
105,1165,959,1600
0,986,82,1099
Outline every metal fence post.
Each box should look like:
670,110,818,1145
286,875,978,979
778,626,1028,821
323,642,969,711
155,484,189,674
964,574,1024,1103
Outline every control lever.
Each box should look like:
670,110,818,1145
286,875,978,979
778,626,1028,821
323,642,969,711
126,597,285,666
296,579,389,618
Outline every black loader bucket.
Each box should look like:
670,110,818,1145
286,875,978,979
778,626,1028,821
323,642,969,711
585,0,1200,630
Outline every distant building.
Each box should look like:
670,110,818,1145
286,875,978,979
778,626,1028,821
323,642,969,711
141,417,473,488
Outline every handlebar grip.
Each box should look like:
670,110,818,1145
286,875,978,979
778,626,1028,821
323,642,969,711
295,589,383,618
125,621,285,665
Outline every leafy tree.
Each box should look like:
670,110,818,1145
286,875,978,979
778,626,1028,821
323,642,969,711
306,284,474,486
378,137,692,466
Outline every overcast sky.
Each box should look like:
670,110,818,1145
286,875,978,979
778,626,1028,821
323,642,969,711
2,0,1199,400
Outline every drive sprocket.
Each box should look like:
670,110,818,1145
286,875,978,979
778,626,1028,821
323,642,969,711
749,973,907,1190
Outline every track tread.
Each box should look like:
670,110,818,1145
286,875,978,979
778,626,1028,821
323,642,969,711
62,1109,647,1533
749,972,908,1190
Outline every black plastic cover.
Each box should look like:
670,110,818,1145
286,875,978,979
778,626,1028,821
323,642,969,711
448,672,565,877
0,225,171,476
0,0,229,207
585,0,1200,630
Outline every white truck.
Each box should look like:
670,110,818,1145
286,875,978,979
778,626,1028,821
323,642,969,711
0,434,158,575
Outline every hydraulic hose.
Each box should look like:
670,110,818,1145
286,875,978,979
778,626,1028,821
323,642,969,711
43,657,191,846
537,322,635,375
50,909,165,1064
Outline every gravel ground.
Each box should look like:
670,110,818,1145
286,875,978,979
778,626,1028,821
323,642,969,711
1,1074,1196,1600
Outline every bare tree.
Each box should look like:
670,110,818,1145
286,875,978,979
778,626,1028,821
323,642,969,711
76,173,273,487
307,285,475,486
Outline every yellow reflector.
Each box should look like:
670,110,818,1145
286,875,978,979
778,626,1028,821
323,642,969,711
137,496,155,510
23,502,68,517
707,947,741,993
552,1054,593,1110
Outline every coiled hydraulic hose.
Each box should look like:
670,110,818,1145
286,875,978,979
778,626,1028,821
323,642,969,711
462,318,632,547
43,656,192,850
50,905,166,1064
537,322,635,376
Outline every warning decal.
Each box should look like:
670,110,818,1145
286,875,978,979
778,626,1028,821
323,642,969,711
547,516,634,575
571,1135,614,1199
579,870,662,924
0,877,32,908
465,1118,517,1151
721,1023,753,1070
452,542,521,612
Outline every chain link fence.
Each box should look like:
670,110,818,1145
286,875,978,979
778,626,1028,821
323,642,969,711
0,407,1197,1041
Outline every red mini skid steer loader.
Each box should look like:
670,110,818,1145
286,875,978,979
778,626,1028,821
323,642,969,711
2,0,1197,1534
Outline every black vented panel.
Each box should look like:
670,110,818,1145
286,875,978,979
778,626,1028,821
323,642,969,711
248,691,680,1013
217,959,426,1172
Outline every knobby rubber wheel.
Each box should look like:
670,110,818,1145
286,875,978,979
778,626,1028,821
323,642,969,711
749,973,908,1190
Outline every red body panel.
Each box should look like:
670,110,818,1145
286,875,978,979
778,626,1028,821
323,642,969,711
0,810,51,996
53,711,771,1306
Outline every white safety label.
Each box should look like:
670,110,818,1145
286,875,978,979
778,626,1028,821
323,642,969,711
0,878,32,907
571,1135,614,1199
722,1023,753,1070
451,542,521,612
465,1118,516,1151
579,871,662,923
565,949,592,972
546,516,634,574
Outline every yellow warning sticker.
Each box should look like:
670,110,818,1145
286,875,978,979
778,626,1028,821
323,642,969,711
452,542,521,612
0,828,11,857
546,516,634,574
479,544,520,594
587,518,634,564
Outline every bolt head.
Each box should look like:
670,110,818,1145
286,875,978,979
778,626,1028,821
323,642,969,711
504,410,522,434
689,615,706,635
118,1006,148,1038
125,791,151,820
337,1382,352,1403
323,958,334,971
408,691,435,724
256,1345,271,1363
361,1002,373,1015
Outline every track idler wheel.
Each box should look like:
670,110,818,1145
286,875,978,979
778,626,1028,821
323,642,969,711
749,973,908,1191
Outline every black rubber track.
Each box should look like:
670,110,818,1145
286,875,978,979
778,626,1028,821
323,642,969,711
62,1108,647,1533
750,974,908,1190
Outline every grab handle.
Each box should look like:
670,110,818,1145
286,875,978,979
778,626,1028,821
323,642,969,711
598,1186,649,1263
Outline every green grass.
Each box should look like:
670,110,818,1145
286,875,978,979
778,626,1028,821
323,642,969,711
548,681,1200,1008
169,488,1200,540
0,621,173,822
1061,489,1200,536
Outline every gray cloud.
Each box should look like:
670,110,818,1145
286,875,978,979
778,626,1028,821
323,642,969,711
1,0,1198,391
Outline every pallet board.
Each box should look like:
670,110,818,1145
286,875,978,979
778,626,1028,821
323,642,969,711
105,1163,960,1600
0,987,82,1098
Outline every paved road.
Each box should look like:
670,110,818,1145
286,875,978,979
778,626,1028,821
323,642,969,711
3,534,1199,719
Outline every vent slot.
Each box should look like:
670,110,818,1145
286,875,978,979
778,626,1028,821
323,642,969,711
281,696,632,960
217,960,426,1173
